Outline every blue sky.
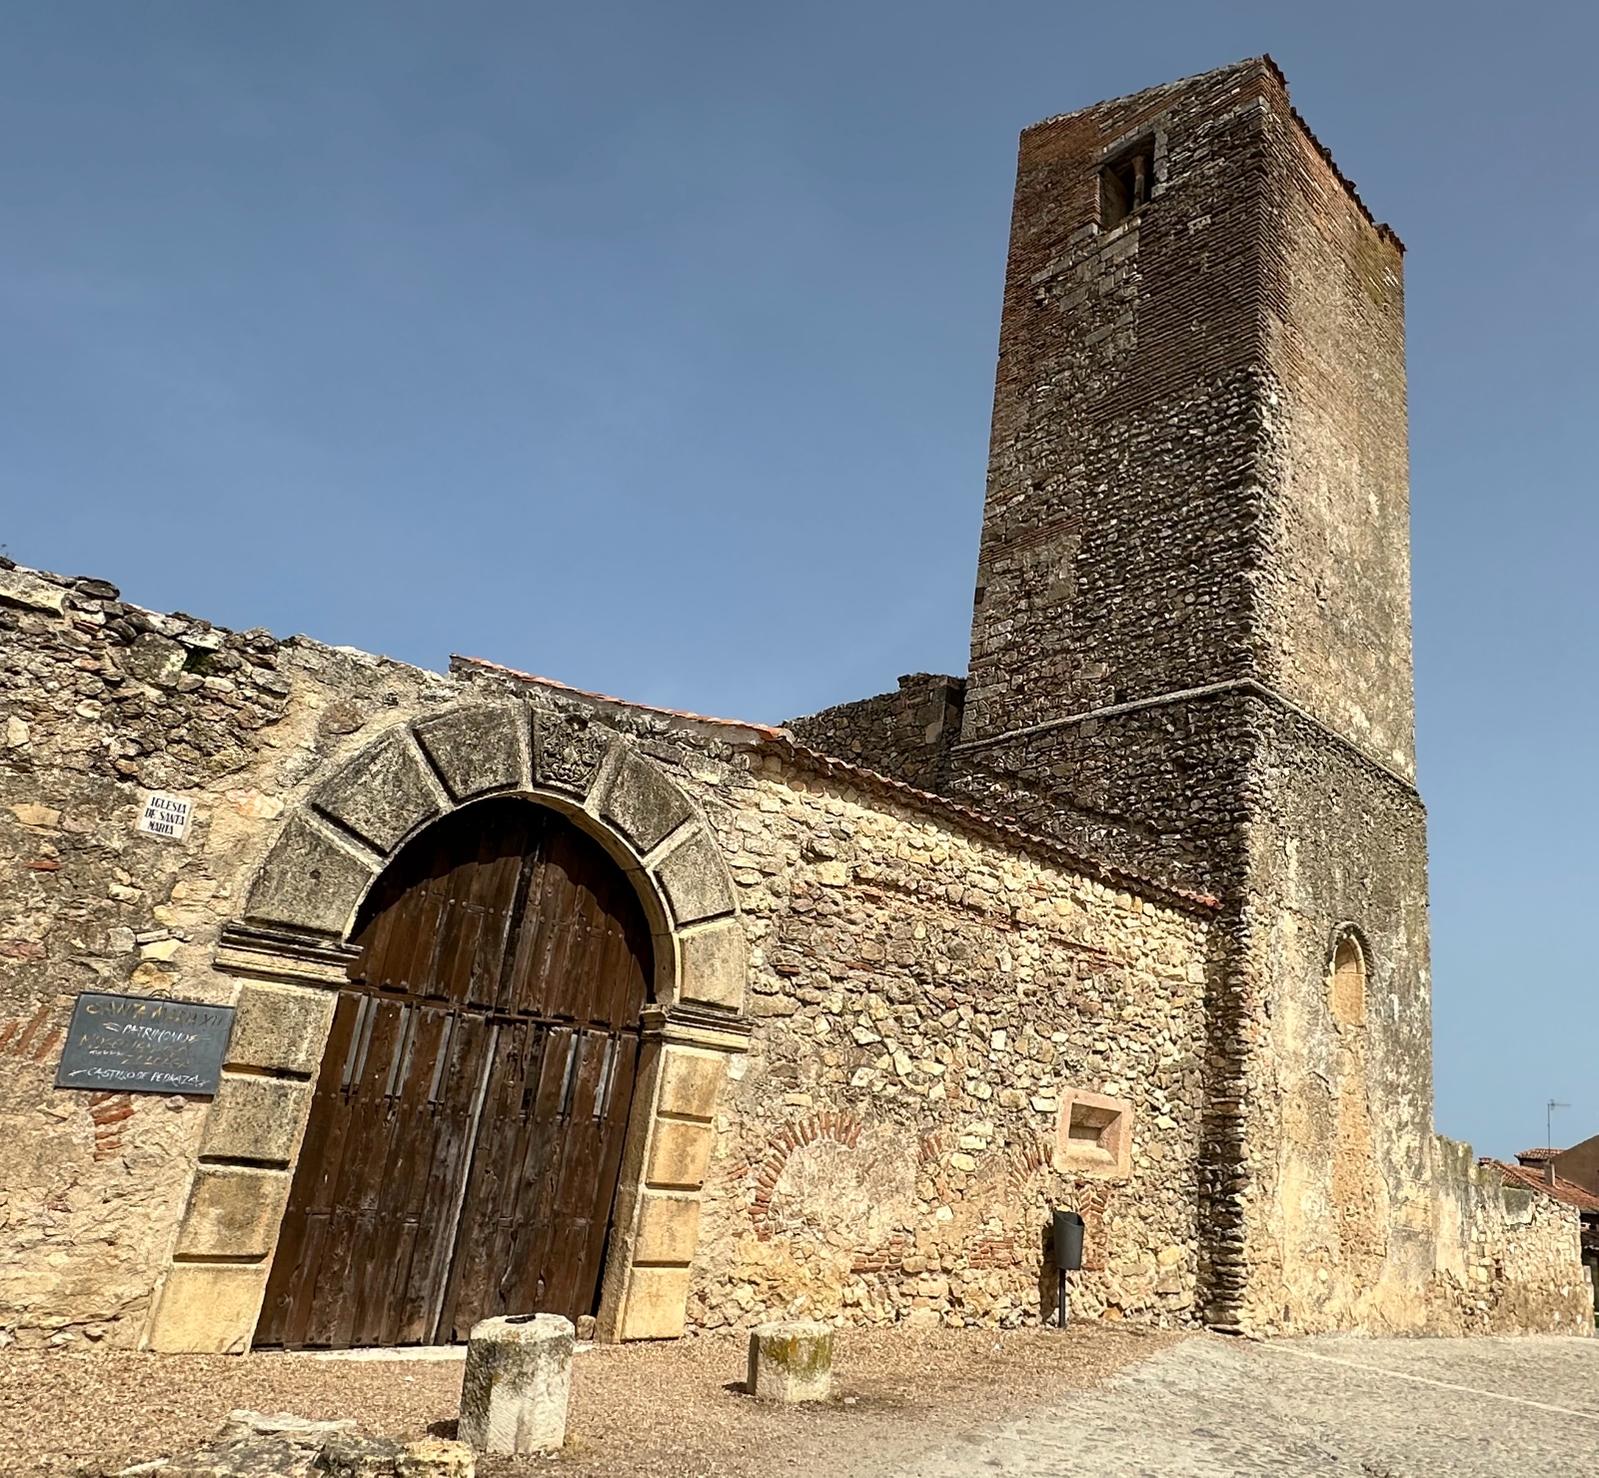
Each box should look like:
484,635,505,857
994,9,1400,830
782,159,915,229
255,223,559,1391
3,3,1594,1159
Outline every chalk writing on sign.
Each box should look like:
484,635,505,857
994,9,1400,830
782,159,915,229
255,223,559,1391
137,792,193,840
55,991,234,1096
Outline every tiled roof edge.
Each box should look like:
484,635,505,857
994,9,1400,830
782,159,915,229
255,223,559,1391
769,735,1220,917
454,656,1221,917
451,656,787,740
1260,54,1404,254
1481,1158,1599,1215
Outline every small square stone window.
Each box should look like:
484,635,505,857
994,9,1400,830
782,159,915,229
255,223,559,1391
1053,1088,1132,1178
1099,140,1156,230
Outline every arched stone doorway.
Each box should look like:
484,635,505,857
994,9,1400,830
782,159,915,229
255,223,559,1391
142,701,752,1354
256,798,653,1348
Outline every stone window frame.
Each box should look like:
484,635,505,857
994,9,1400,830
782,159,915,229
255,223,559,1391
1327,925,1370,1029
143,699,751,1354
1096,126,1168,232
1052,1087,1133,1179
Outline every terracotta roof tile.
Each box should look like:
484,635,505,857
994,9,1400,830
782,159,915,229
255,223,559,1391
451,656,1221,917
450,657,786,738
776,737,1221,916
1483,1158,1599,1215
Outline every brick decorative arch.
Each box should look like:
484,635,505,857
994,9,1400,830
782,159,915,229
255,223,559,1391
749,1113,867,1241
145,699,751,1353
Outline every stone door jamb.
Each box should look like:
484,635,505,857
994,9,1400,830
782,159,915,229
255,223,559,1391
143,700,749,1353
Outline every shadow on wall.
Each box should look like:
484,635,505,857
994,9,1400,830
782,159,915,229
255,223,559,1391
1035,1220,1059,1324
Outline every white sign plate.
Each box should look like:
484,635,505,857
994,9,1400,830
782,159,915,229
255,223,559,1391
137,792,193,840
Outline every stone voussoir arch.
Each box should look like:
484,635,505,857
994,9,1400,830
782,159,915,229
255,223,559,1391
144,697,751,1355
240,698,747,1012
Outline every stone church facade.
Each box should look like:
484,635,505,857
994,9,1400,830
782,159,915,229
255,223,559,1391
0,58,1588,1353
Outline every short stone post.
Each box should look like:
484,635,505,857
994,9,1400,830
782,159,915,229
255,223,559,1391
458,1313,574,1456
746,1320,834,1403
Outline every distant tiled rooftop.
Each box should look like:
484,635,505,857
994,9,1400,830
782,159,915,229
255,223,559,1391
1485,1158,1599,1215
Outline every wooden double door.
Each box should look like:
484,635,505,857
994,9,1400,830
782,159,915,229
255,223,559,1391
256,799,652,1349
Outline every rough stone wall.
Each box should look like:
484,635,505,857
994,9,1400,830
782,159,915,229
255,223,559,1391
953,698,1436,1337
1429,1138,1592,1335
951,598,1442,1337
675,750,1212,1331
952,692,1254,898
0,561,454,1348
785,674,965,792
0,561,1215,1347
948,693,1261,1323
1239,705,1434,1334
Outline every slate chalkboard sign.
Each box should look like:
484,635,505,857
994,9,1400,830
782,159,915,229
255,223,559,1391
55,991,235,1096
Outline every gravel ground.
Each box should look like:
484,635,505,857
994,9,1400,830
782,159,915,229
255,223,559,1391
0,1324,1178,1477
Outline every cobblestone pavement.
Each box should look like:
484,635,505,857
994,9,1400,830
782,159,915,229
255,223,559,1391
906,1333,1599,1476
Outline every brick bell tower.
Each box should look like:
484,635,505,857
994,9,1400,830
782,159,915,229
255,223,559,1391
947,59,1438,1333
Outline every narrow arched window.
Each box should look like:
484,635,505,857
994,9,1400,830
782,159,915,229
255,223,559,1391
1329,932,1367,1027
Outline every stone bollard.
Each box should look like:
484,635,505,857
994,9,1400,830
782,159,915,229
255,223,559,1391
746,1320,834,1403
458,1313,574,1456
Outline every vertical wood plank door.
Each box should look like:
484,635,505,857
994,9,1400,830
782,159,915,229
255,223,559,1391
255,799,653,1349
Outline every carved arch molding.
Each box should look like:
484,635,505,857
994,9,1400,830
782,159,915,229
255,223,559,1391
145,699,751,1353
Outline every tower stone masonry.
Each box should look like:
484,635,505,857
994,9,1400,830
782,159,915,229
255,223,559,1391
945,55,1428,1331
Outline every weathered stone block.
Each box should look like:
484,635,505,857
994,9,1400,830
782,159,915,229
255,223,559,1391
221,1411,357,1442
225,983,336,1076
123,632,186,688
311,728,440,854
396,1436,475,1477
645,1117,714,1189
131,1423,474,1478
154,1434,319,1475
413,705,525,802
243,814,377,936
199,1074,312,1165
532,711,610,795
632,1190,702,1265
316,1434,406,1476
747,1321,834,1402
173,1166,291,1259
652,829,735,926
613,1264,691,1340
677,921,747,1010
145,1262,270,1353
656,1047,725,1120
1053,1087,1132,1179
0,564,67,613
458,1313,573,1456
597,750,693,854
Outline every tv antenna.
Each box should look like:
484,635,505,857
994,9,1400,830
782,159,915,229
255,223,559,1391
1547,1098,1570,1153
